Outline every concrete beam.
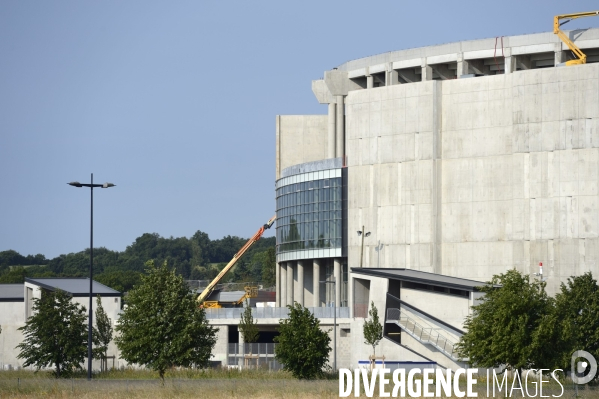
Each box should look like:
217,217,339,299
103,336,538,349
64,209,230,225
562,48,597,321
467,59,489,75
397,68,419,83
324,70,363,96
312,80,335,104
430,63,455,80
515,55,532,70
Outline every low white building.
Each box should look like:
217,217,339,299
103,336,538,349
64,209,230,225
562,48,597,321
0,278,122,370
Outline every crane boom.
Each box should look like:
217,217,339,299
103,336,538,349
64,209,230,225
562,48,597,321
554,11,599,66
197,215,276,303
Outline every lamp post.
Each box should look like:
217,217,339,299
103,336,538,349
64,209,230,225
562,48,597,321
320,277,336,371
357,226,371,268
68,173,115,381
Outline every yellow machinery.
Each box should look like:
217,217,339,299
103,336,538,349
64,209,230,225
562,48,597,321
198,215,276,308
554,11,599,66
202,285,259,309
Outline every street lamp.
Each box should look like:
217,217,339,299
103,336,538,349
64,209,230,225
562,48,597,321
357,226,371,268
320,278,336,371
67,173,115,380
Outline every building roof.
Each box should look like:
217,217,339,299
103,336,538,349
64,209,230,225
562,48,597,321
0,284,24,302
25,278,121,297
351,268,490,292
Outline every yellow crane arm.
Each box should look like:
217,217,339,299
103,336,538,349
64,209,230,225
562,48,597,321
554,11,599,66
197,215,276,303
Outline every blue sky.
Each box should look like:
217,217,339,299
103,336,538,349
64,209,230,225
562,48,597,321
1,1,598,258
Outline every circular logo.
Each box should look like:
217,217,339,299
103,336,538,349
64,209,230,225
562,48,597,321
571,350,597,384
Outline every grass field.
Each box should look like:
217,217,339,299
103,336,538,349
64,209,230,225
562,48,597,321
1,369,598,398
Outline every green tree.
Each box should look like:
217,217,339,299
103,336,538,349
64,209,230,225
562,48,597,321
534,272,599,371
17,290,87,378
115,261,218,381
274,303,331,379
239,299,259,344
456,269,552,371
93,296,113,370
363,301,383,357
259,247,276,287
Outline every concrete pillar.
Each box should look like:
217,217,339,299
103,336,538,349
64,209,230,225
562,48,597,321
286,261,294,306
276,262,281,306
504,56,516,74
280,263,287,307
366,75,373,89
335,96,345,159
297,260,304,306
327,103,336,159
387,67,399,86
334,258,341,308
421,60,433,81
313,259,321,307
457,54,469,77
555,42,565,66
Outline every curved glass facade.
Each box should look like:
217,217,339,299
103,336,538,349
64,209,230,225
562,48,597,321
275,167,345,260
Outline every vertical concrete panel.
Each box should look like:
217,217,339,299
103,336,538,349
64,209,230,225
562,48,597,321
296,260,304,306
275,262,281,307
313,259,321,307
286,262,294,306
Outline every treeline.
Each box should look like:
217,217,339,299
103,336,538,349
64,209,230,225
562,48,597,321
457,270,599,373
0,231,276,292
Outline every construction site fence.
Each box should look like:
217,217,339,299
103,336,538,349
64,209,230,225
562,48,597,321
205,306,350,320
227,343,283,370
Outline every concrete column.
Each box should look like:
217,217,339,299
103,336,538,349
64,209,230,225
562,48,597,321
297,260,304,306
421,60,433,81
327,103,336,159
457,54,469,77
503,48,515,74
286,261,294,306
313,259,321,307
387,68,399,86
366,75,373,89
334,258,341,308
504,56,516,74
275,262,281,306
335,95,345,159
280,263,287,307
432,81,443,275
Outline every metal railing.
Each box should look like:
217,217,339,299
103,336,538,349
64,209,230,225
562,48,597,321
386,308,460,361
227,343,283,370
205,306,350,320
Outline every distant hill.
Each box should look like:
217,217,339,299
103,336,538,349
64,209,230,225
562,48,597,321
0,231,276,292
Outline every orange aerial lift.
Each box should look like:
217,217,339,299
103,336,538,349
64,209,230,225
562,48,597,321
198,215,276,308
554,11,599,66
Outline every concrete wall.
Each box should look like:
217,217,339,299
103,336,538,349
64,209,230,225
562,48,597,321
0,284,122,370
400,288,470,331
346,63,599,295
276,115,328,179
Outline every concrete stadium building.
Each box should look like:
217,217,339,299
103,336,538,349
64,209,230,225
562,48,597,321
271,27,599,368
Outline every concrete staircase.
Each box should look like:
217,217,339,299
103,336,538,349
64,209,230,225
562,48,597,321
386,308,461,361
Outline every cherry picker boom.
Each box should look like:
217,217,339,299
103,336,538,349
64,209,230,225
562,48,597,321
554,10,599,66
197,215,276,307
